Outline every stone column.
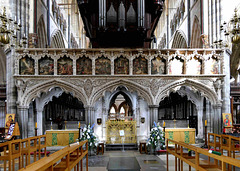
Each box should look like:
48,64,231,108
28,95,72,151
222,50,231,113
36,109,43,136
213,103,222,134
196,97,204,140
28,103,34,137
149,105,159,129
205,99,212,133
17,106,29,139
6,48,17,115
85,106,95,126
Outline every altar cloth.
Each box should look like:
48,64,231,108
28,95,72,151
46,130,79,146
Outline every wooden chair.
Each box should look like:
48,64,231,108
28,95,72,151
0,139,22,171
38,135,47,159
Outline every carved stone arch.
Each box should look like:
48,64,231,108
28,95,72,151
171,30,187,48
90,79,153,106
36,87,64,111
50,29,65,48
155,79,219,105
153,52,168,61
37,15,47,48
19,79,88,107
94,52,111,59
175,86,202,107
107,86,134,113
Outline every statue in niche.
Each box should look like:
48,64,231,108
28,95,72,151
151,57,166,74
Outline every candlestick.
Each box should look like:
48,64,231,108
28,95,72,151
35,122,37,128
205,120,207,126
163,122,165,127
65,121,67,130
78,122,81,128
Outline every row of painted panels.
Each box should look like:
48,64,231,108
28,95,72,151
19,56,220,75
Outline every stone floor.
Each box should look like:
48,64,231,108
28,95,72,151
1,147,240,171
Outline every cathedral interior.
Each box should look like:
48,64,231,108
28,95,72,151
0,0,240,170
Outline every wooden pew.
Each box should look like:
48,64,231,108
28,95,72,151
208,133,221,165
38,135,47,160
21,136,39,167
19,140,88,171
0,139,22,171
166,138,240,171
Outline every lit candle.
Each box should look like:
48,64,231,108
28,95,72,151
163,122,165,127
51,121,52,126
78,122,81,128
205,120,207,126
35,122,37,128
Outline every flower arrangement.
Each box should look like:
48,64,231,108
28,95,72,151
81,124,98,150
147,121,165,152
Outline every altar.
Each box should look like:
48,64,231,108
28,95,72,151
165,128,195,144
46,130,79,146
106,120,136,144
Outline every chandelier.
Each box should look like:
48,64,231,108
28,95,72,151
0,7,27,47
221,8,240,44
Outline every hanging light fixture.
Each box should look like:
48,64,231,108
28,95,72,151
0,7,27,47
221,8,240,45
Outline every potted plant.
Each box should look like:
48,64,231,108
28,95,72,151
80,124,98,155
147,122,165,154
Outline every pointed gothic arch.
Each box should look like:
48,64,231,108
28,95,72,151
171,30,187,48
37,15,48,48
155,79,219,106
50,29,65,48
90,80,153,106
17,79,87,107
191,16,202,48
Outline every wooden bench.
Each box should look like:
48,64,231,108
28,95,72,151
19,140,88,171
166,138,240,171
0,139,22,171
38,135,47,159
21,136,39,167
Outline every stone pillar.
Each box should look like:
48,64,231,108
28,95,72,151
196,97,204,140
213,103,222,134
205,99,212,133
85,106,95,126
28,103,34,137
17,106,29,139
149,105,159,129
36,109,43,136
222,50,231,113
6,48,17,115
